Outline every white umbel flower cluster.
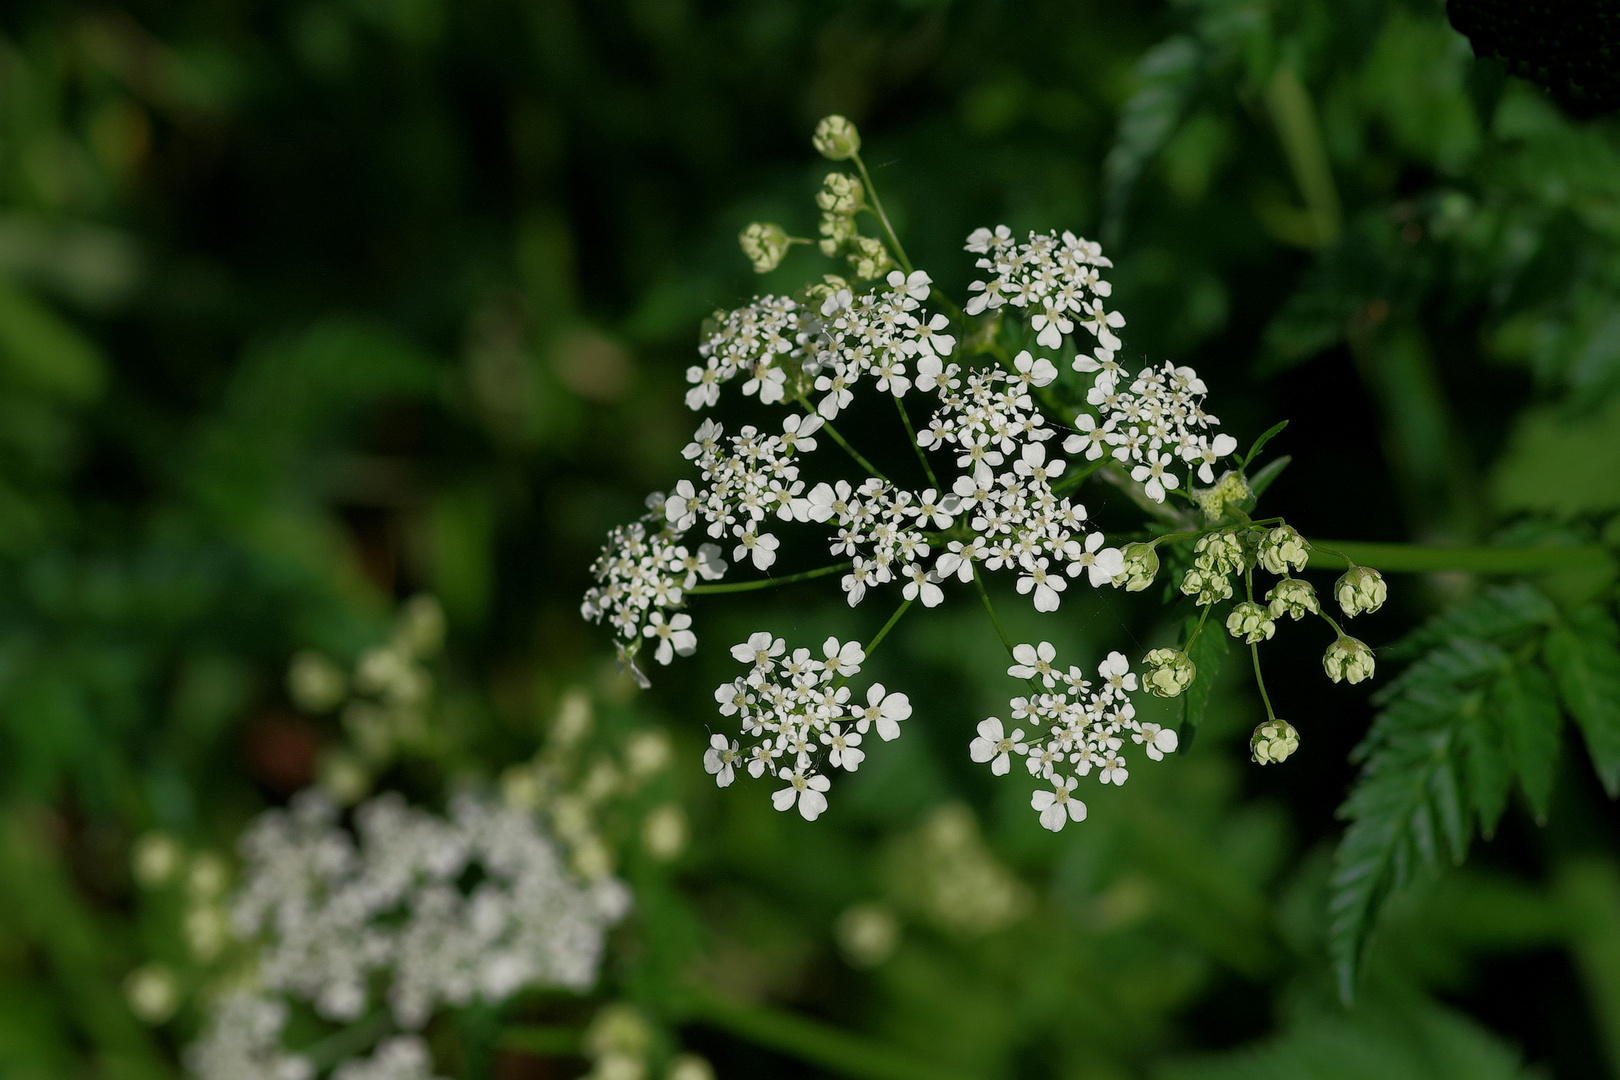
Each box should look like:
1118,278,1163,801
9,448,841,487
964,226,1122,350
187,791,629,1080
706,633,910,820
586,217,1260,827
685,270,953,419
1068,358,1238,503
970,644,1177,830
580,506,728,686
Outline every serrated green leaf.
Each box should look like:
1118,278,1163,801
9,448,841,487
1458,687,1510,838
1488,662,1561,823
1372,638,1507,708
1331,697,1462,1002
1546,607,1620,796
1181,613,1229,730
1385,582,1557,661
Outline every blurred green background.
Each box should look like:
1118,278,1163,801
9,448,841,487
3,0,1620,1077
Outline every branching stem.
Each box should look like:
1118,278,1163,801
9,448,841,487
688,562,852,595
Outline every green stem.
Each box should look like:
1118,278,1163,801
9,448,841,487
864,599,913,655
972,566,1016,659
1305,541,1613,574
851,152,913,275
796,393,888,482
893,396,939,489
498,1026,583,1057
688,562,852,596
676,986,980,1080
1250,643,1277,721
1185,603,1214,649
1051,454,1114,497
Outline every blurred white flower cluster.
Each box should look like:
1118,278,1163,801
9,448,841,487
182,790,628,1080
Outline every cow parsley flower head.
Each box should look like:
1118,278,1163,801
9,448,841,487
185,791,628,1080
582,116,1390,823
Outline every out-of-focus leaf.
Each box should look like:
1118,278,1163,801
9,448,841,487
1492,395,1620,517
1487,663,1561,824
1545,607,1620,796
0,282,106,404
1181,612,1228,732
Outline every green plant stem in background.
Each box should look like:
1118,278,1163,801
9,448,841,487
893,397,939,489
804,402,889,482
687,562,852,595
1308,541,1614,574
851,152,913,275
497,1025,583,1057
864,598,913,655
675,986,980,1080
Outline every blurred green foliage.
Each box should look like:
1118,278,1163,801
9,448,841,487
2,0,1620,1078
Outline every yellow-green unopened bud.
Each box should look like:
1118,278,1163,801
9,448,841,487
1180,566,1234,607
819,210,856,256
1324,635,1376,684
125,964,179,1024
817,173,864,214
812,115,861,160
1143,648,1196,698
1194,530,1247,576
1266,577,1319,620
1251,719,1299,764
287,650,347,713
1194,470,1254,523
1335,565,1387,617
739,222,791,273
1258,524,1310,576
848,235,894,280
1225,601,1276,644
1117,542,1160,592
132,832,184,888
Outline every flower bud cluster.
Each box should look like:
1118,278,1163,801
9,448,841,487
1251,719,1300,764
812,114,861,160
1335,565,1388,617
1266,577,1319,620
1142,647,1196,698
970,643,1175,830
739,221,791,273
1258,524,1310,575
1225,600,1276,644
1117,542,1160,591
1324,635,1377,684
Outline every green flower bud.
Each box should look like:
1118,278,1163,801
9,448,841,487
125,964,179,1024
816,173,864,214
1324,635,1376,684
1257,524,1310,576
739,222,791,273
1180,566,1234,607
812,115,862,160
1193,470,1254,523
847,235,895,280
1225,600,1276,644
1266,577,1319,620
819,210,856,256
1194,530,1247,576
1335,565,1387,617
1117,542,1160,592
1143,648,1196,698
1251,719,1299,764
